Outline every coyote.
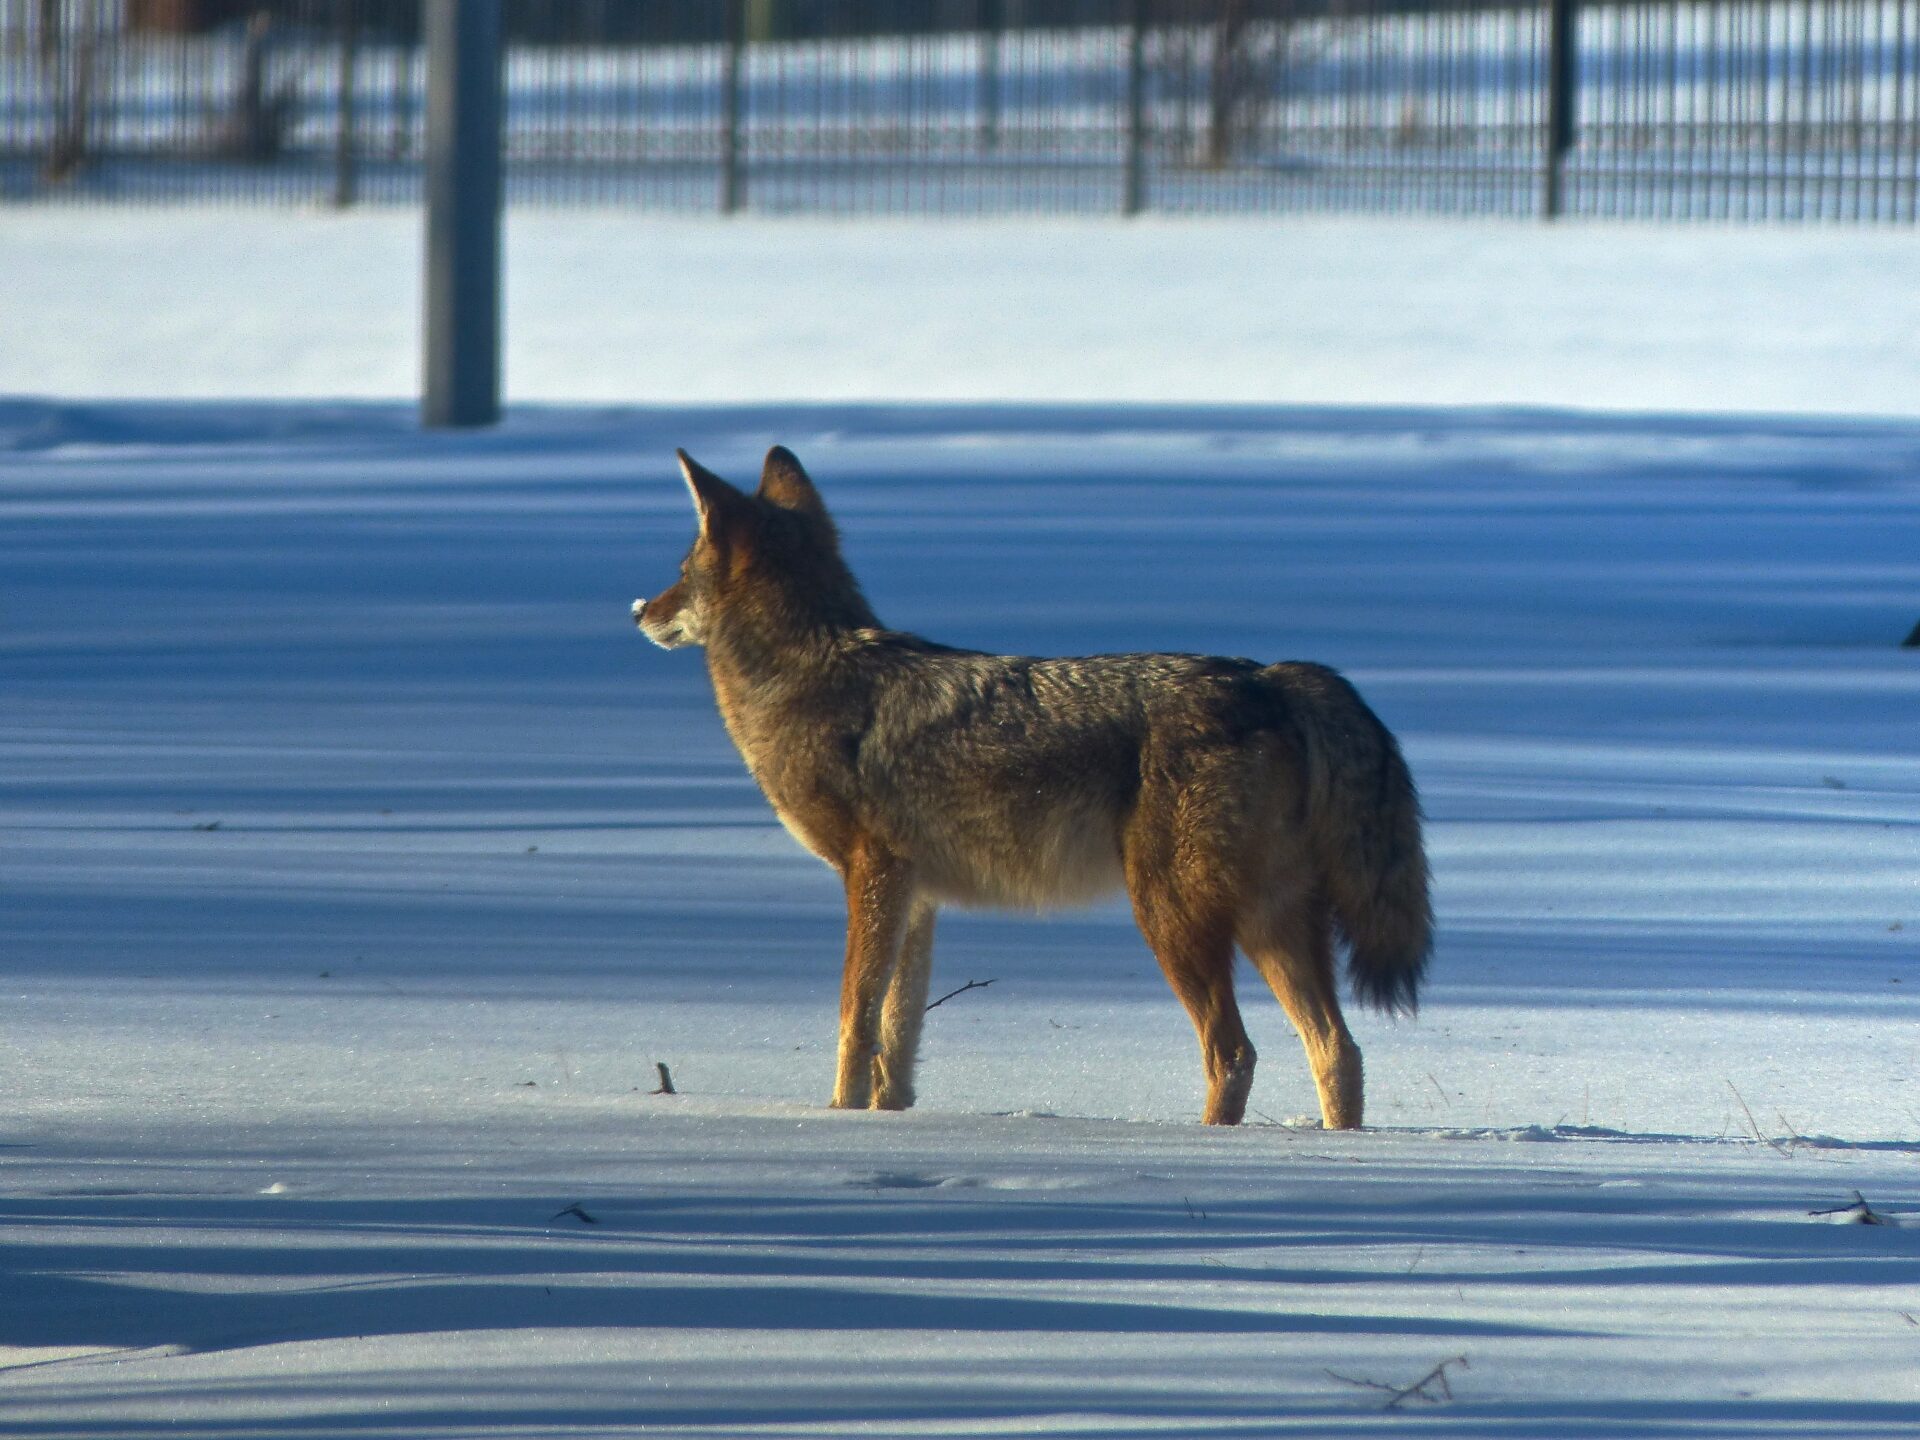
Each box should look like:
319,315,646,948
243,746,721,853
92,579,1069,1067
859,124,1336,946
633,448,1431,1129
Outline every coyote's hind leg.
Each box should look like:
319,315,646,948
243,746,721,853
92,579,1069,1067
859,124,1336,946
1126,860,1255,1125
872,899,937,1110
1244,899,1364,1130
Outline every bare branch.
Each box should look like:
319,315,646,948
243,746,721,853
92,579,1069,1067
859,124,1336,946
1325,1369,1401,1398
1810,1191,1891,1225
1327,1355,1469,1410
925,978,996,1012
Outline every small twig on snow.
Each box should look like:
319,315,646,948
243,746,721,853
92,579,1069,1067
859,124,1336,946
650,1061,677,1096
925,978,996,1012
1326,1355,1469,1410
1326,1370,1403,1399
1809,1191,1891,1226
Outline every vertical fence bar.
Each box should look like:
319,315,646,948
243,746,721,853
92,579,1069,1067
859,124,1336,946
1543,0,1577,216
980,0,1001,152
1898,0,1913,221
1122,0,1147,215
391,17,417,167
422,0,503,429
1713,0,1727,219
1666,0,1682,223
1820,0,1838,220
333,0,361,208
720,0,745,213
1801,0,1816,218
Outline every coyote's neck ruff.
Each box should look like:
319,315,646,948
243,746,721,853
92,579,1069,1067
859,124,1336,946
634,447,1431,1129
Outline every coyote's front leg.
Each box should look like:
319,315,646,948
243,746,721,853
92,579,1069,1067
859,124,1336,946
872,899,937,1110
830,847,914,1111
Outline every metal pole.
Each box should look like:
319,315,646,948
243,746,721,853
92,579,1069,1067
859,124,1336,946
333,0,361,208
1122,0,1146,216
422,0,502,428
721,0,745,214
1543,0,1578,218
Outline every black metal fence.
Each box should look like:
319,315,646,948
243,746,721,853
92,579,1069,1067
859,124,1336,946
3,0,1915,220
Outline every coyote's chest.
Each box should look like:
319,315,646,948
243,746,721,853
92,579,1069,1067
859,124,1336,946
711,668,863,867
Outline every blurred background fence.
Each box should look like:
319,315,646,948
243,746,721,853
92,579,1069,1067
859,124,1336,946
3,0,1915,220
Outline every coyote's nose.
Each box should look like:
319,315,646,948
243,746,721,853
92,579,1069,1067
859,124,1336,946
631,598,647,625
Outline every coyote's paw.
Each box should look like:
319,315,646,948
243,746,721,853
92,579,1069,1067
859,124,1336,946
829,1080,874,1111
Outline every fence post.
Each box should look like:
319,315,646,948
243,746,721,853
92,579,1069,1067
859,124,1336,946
41,0,101,182
980,0,1001,152
1543,0,1577,218
422,0,503,429
1122,0,1146,215
332,0,361,208
1206,0,1248,169
721,0,745,214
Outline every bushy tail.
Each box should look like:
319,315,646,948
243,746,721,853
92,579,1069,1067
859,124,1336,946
1295,670,1433,1016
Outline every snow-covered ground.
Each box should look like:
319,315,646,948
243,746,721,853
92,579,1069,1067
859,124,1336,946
3,213,1919,1434
4,208,1920,415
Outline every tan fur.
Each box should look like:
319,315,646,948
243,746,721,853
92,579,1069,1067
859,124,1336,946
634,447,1432,1129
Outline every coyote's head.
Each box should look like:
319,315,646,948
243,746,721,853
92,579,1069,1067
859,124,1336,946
633,446,874,651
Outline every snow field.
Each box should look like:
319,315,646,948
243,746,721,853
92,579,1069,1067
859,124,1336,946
3,209,1920,415
4,397,1919,1433
2,209,1919,1433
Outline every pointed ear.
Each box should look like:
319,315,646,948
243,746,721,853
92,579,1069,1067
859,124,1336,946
677,449,748,539
757,446,828,520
